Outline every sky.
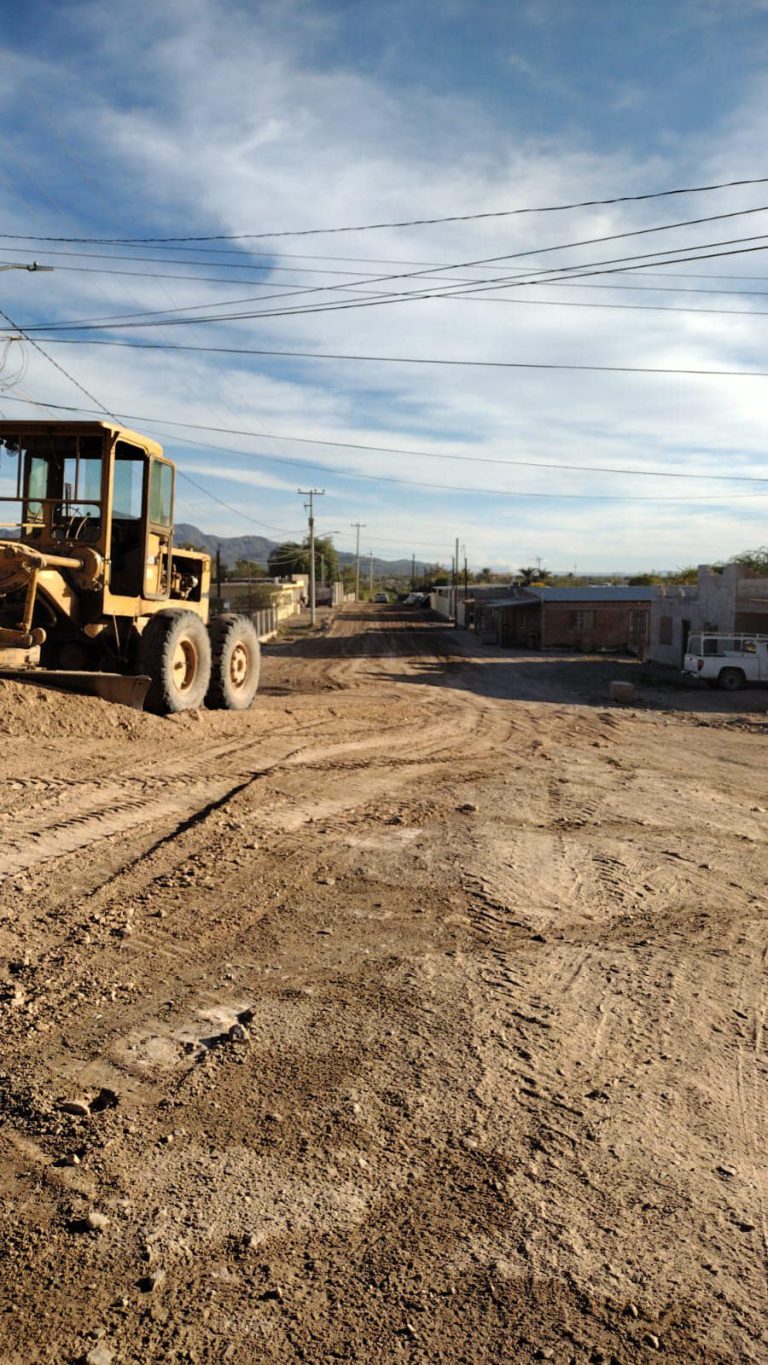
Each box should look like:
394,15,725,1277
2,0,768,571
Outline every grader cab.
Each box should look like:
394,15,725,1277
0,421,260,712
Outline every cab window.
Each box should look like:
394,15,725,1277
149,460,173,527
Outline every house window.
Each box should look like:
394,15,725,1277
659,615,673,645
574,609,595,630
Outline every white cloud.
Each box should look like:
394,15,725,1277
1,0,768,568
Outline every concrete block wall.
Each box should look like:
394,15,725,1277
648,565,768,667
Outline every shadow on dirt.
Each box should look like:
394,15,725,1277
370,628,768,719
265,608,446,660
264,608,768,719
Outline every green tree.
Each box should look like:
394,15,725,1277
313,535,339,584
231,556,267,580
732,547,768,575
268,536,340,582
627,571,665,586
268,541,307,577
518,565,552,586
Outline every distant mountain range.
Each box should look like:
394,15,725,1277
174,523,432,577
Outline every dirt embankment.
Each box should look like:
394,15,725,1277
0,607,766,1363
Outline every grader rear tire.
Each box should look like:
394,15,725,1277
206,614,261,710
137,611,212,713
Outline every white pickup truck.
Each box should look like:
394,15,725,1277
683,633,768,690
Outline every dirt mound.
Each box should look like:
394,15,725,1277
0,678,166,740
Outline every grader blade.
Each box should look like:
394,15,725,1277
0,670,151,710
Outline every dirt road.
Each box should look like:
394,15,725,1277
1,605,766,1363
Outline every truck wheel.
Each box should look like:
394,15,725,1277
718,667,745,692
136,611,212,713
206,615,261,710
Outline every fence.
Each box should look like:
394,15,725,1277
249,606,278,641
211,605,279,642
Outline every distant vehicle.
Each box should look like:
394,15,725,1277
374,591,388,603
404,592,428,606
683,633,768,690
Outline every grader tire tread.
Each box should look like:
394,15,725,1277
136,610,212,714
207,614,261,711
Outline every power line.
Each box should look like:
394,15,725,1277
4,173,768,242
114,446,768,502
2,392,764,485
14,209,768,335
20,273,768,335
28,333,768,381
0,308,113,416
1,394,763,504
18,229,768,334
11,248,768,305
0,324,289,534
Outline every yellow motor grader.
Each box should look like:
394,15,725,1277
0,420,261,712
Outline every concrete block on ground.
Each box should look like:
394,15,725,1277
609,680,635,704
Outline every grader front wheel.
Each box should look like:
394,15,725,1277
137,611,212,713
206,615,261,710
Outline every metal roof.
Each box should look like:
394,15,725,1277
483,586,655,608
532,586,656,602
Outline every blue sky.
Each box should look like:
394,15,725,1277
2,0,768,570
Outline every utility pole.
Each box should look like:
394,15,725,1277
411,553,416,591
299,488,325,626
454,536,460,627
463,545,469,603
369,548,374,598
351,521,366,602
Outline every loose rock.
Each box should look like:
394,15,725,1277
140,1268,166,1292
58,1099,91,1118
86,1346,115,1365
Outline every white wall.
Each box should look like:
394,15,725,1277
430,587,454,619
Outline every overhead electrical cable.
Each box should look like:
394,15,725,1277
16,229,768,333
2,394,766,502
28,334,768,382
2,392,765,485
15,278,768,328
11,205,768,332
3,173,768,242
6,205,768,337
14,256,768,318
0,320,293,534
8,247,768,304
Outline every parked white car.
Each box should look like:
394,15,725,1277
683,633,768,690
